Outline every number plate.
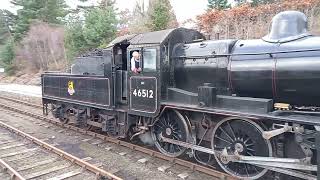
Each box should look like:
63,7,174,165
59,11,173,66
132,89,154,99
130,77,157,113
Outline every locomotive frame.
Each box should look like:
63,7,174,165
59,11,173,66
42,11,319,180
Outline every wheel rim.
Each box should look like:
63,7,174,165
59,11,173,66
151,110,190,157
212,118,272,179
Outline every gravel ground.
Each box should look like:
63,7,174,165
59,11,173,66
0,169,10,179
0,126,95,180
0,96,43,115
0,84,41,97
0,91,42,105
0,91,218,180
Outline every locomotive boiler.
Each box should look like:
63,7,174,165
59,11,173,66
173,11,320,107
42,11,320,180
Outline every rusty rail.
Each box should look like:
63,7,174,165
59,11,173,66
0,96,42,109
0,158,25,180
0,121,122,180
0,97,236,180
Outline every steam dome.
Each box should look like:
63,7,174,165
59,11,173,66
262,11,311,43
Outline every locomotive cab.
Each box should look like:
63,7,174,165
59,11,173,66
125,28,203,117
79,28,203,117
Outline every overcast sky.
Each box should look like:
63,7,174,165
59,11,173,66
0,0,208,23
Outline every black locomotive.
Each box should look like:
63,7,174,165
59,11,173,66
42,11,319,179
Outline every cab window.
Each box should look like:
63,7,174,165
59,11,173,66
130,50,141,74
143,48,157,72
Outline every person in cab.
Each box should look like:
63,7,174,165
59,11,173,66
131,51,142,73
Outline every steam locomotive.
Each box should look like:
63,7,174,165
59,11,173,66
42,11,319,179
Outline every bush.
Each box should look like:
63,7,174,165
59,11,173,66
0,40,15,75
197,0,320,39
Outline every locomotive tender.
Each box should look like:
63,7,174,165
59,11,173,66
42,11,320,179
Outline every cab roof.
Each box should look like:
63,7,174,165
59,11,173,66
107,28,203,48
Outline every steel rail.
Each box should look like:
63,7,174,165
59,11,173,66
0,96,42,109
0,121,122,180
0,99,236,180
0,158,25,180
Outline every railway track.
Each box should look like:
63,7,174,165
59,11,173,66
0,157,25,180
0,95,235,180
0,96,42,109
0,121,121,180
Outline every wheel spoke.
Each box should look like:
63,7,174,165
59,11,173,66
219,126,234,142
170,144,175,153
247,151,255,156
244,137,250,144
164,142,169,151
175,145,182,151
244,164,249,177
253,165,259,173
158,119,166,128
172,133,180,140
227,121,236,139
234,163,240,175
166,113,171,126
154,123,163,129
215,135,232,145
247,147,255,152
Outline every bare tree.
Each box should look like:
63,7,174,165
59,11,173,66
15,21,66,73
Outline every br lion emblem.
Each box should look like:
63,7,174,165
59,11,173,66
68,81,75,95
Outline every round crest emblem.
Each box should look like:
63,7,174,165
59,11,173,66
68,81,75,95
